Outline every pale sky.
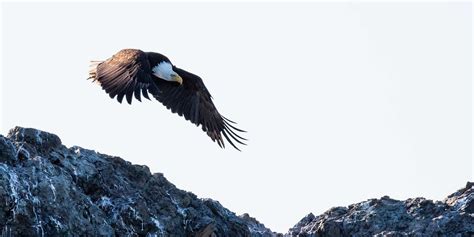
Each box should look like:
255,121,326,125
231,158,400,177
1,2,472,233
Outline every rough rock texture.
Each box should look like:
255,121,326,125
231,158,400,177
1,127,473,236
0,127,274,237
240,213,280,237
287,183,474,237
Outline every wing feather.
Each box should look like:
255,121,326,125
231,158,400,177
152,66,246,150
88,49,153,104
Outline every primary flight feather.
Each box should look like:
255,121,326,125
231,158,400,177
89,49,246,150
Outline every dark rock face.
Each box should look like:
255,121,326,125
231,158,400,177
1,127,472,236
0,127,274,237
240,213,281,237
287,183,474,237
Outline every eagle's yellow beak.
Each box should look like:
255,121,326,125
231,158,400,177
171,73,183,85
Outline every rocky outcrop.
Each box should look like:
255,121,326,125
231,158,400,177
0,127,275,236
287,183,474,237
240,213,278,237
1,126,473,236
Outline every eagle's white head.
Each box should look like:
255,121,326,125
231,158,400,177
152,61,183,85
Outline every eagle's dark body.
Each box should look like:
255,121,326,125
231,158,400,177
89,49,245,150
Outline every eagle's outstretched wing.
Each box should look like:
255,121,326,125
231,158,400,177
152,66,246,150
89,49,155,104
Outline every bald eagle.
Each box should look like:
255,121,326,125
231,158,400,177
88,49,246,150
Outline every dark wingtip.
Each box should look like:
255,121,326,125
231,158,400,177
222,130,244,151
142,88,151,100
134,89,142,102
223,120,247,135
224,126,247,143
222,116,237,124
215,115,247,151
223,132,241,151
